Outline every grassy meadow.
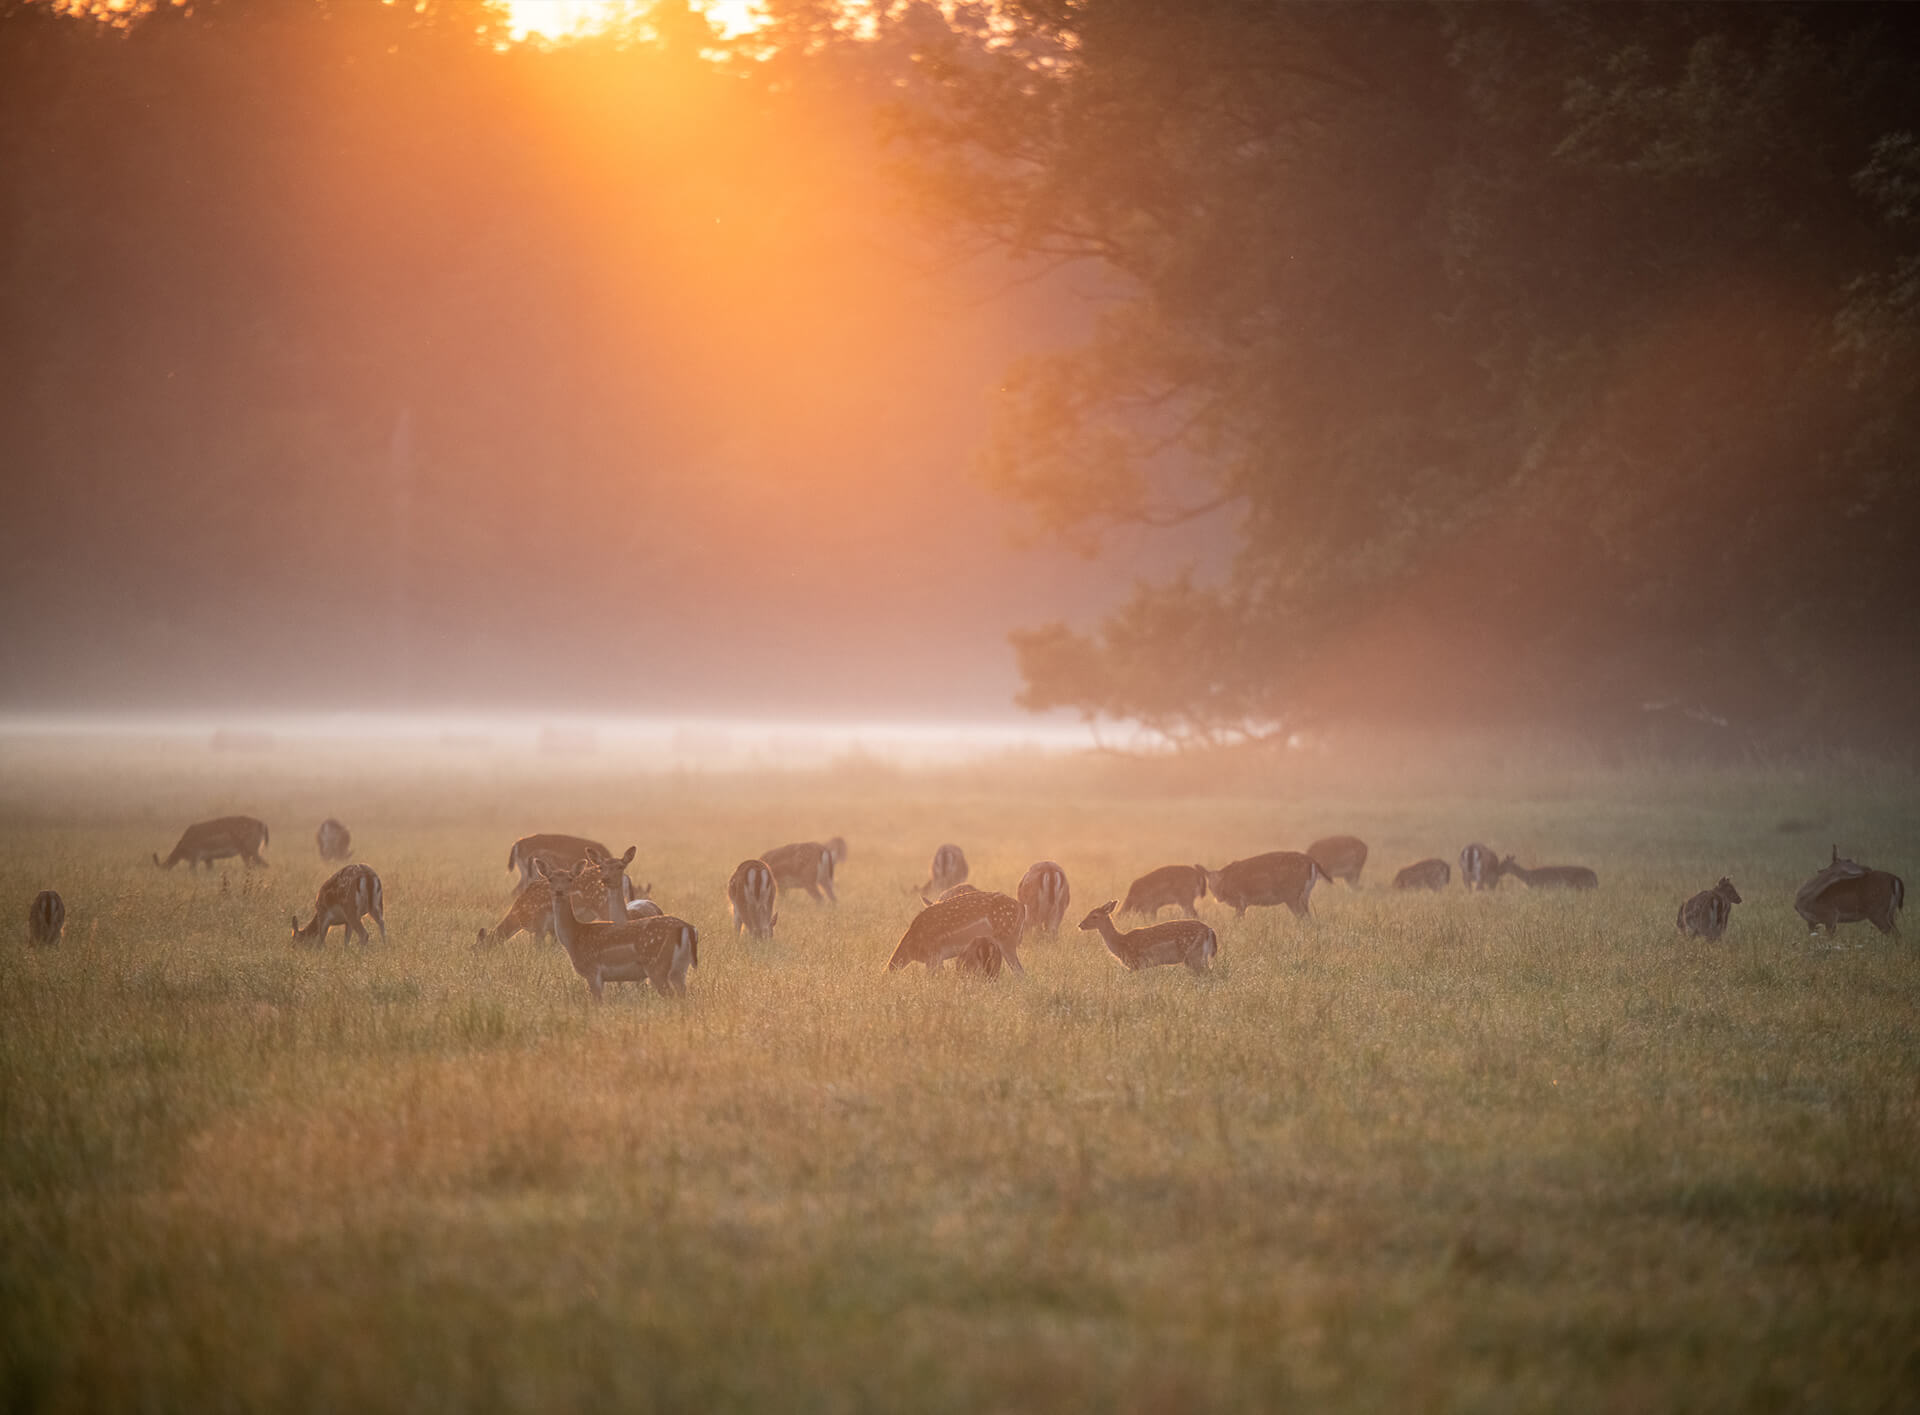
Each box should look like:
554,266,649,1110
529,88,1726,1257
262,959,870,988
1,733,1917,1412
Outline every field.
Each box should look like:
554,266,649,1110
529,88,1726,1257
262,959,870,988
2,734,1917,1412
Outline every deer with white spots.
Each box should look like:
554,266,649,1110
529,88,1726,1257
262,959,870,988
1078,901,1216,975
292,864,386,947
506,833,611,891
887,889,1025,975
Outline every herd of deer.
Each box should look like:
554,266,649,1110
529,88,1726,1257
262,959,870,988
15,818,1909,994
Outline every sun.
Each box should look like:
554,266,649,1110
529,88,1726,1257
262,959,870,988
502,0,761,42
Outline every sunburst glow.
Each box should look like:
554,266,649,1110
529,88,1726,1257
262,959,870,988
503,0,760,42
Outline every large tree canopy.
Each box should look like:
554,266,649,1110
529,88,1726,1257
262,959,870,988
898,1,1920,745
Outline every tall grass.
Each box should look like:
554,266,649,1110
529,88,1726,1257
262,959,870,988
1,738,1915,1411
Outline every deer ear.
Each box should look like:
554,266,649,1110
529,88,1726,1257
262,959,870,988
533,860,551,879
620,846,637,867
584,846,606,863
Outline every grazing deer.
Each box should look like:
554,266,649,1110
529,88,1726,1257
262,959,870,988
154,816,270,870
1677,878,1741,940
477,857,617,946
292,864,386,947
1204,852,1328,919
887,889,1026,974
761,842,837,903
1795,847,1904,937
27,890,64,946
1078,901,1216,975
1307,835,1368,887
917,844,969,897
533,861,694,1000
1459,843,1499,892
727,858,778,940
1017,861,1071,936
1119,864,1209,919
1393,858,1451,891
826,836,849,865
507,833,611,890
1498,857,1599,890
316,818,352,861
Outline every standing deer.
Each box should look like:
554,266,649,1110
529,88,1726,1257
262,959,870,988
727,858,778,940
477,857,633,946
918,844,969,897
1078,901,1216,975
1119,864,1209,919
507,833,611,890
27,890,65,946
1459,843,1499,892
1677,878,1741,940
154,816,270,870
761,842,837,903
1498,857,1599,890
581,846,659,918
1204,852,1328,919
1307,835,1368,887
292,864,386,946
887,889,1025,974
533,861,696,1000
1794,847,1904,937
826,836,849,865
1393,858,1451,891
1017,861,1071,937
316,818,352,861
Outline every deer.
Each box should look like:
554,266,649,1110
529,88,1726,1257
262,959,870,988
316,818,352,861
1393,858,1452,891
532,860,695,1000
1498,857,1599,890
292,864,385,946
1118,864,1209,919
1307,835,1368,887
27,890,64,946
1794,847,1904,937
1204,851,1328,919
1017,861,1071,937
922,883,979,905
826,836,849,865
727,858,778,940
917,844,969,897
887,889,1025,975
1459,843,1499,892
1078,901,1216,975
154,816,269,870
1677,878,1741,940
476,857,637,946
580,846,660,918
506,833,611,891
761,841,837,903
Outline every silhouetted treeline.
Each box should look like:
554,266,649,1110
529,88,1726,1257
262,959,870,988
898,3,1920,748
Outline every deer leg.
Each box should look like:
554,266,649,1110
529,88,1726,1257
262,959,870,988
349,916,370,947
822,879,837,904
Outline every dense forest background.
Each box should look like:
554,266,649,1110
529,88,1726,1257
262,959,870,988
4,0,1918,747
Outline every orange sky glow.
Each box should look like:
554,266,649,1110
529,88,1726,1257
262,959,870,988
503,0,761,41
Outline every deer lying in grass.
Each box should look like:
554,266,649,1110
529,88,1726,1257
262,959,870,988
761,842,837,903
1459,843,1499,892
316,818,352,861
887,889,1025,974
1307,835,1368,887
507,833,611,890
1795,847,1904,937
1017,861,1071,937
917,843,969,897
1078,901,1216,975
1204,852,1328,919
27,890,64,946
1498,857,1599,890
292,864,386,946
727,858,777,940
1119,864,1209,919
534,860,696,1000
1393,858,1451,890
1677,878,1741,940
154,816,270,870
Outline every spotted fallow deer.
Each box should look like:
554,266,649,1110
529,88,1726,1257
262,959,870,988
1118,864,1209,919
154,816,270,870
507,833,611,891
887,889,1025,974
1078,901,1216,975
533,861,696,1000
727,858,778,940
1307,835,1368,887
1204,851,1328,920
292,864,386,946
476,857,636,946
1498,857,1599,890
1459,843,1499,892
1393,858,1452,891
761,842,837,903
1677,878,1741,940
1017,861,1071,937
917,844,969,897
316,818,352,861
1794,847,1904,937
27,890,65,946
